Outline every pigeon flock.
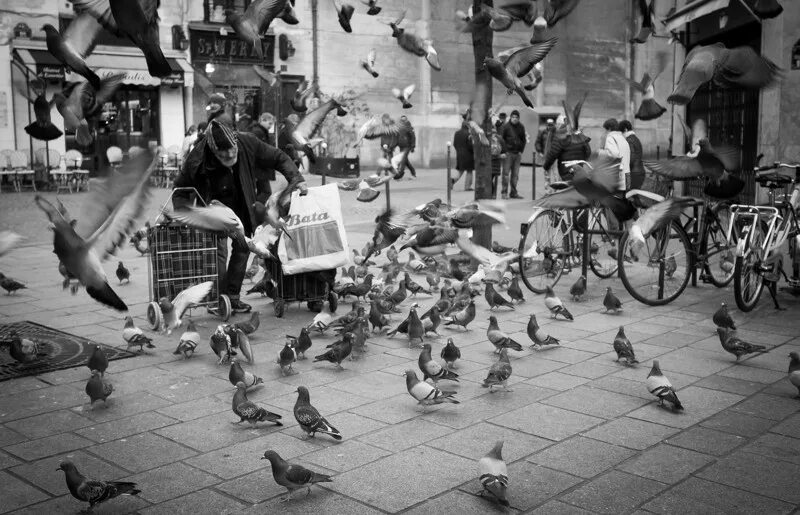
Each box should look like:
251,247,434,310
0,0,794,511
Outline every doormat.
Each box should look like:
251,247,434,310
0,321,137,382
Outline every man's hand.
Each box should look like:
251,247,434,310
298,182,309,196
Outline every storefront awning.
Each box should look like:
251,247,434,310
14,48,193,88
663,0,730,32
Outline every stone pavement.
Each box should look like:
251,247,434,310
0,168,799,514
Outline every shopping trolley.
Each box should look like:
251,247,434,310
262,255,338,318
145,187,232,330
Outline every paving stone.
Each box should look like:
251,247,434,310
650,347,733,377
700,410,776,437
4,432,93,461
0,426,27,447
0,450,21,470
89,432,196,473
0,384,85,423
502,461,582,510
427,422,551,463
155,411,275,453
582,417,679,450
524,371,590,391
10,494,149,515
528,436,635,478
529,346,598,364
147,375,233,404
587,375,652,399
240,491,381,515
558,361,619,379
693,374,767,396
139,488,246,515
716,365,786,384
359,418,452,452
0,470,50,513
10,449,128,496
558,470,666,514
303,440,392,472
627,386,744,429
617,443,714,483
71,391,173,424
326,446,475,513
541,386,649,419
215,466,285,504
667,426,746,456
154,395,230,422
75,411,177,443
321,412,387,438
667,476,795,514
121,462,219,504
405,489,515,515
269,384,374,417
490,403,604,441
741,432,800,465
730,393,799,421
770,413,800,439
3,409,94,440
492,355,566,379
698,451,800,504
641,490,729,515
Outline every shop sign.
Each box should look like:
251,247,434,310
37,64,65,81
190,30,274,66
161,72,185,87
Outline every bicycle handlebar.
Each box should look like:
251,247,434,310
754,162,800,173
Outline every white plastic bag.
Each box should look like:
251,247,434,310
277,183,350,274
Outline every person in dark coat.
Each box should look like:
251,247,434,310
490,126,507,198
205,93,229,122
278,114,303,169
495,112,507,132
452,117,474,191
619,119,645,190
499,110,527,199
248,112,275,144
394,115,417,180
542,128,592,182
173,117,306,313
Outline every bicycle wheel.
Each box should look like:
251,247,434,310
618,220,692,306
702,204,736,287
733,225,765,312
587,208,620,279
519,209,569,294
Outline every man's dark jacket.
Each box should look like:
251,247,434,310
173,131,303,235
543,133,592,179
453,124,474,171
500,122,527,153
625,132,645,189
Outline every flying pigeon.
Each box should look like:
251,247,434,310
485,283,515,310
285,97,346,162
630,0,654,44
361,0,381,15
712,301,736,330
404,369,459,406
294,386,342,440
41,16,101,89
418,343,459,383
628,71,667,121
20,84,62,141
233,311,260,335
210,325,237,365
444,299,476,330
527,313,559,348
158,281,213,335
392,84,415,109
603,287,622,314
261,450,332,502
544,286,573,320
313,332,354,369
716,327,767,361
229,359,263,389
225,0,298,61
487,316,523,353
232,382,282,426
543,0,582,27
290,80,319,114
0,231,24,257
389,11,441,70
483,348,513,392
629,197,693,252
86,370,113,408
278,337,298,375
0,273,26,295
333,1,355,33
165,201,247,245
122,316,154,352
484,38,557,108
478,441,509,507
58,460,140,510
788,352,800,398
646,360,683,411
613,326,638,365
52,72,125,146
87,344,108,377
440,337,461,369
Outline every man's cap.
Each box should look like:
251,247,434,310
207,118,238,151
510,110,520,117
205,93,227,114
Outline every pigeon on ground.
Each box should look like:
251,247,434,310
788,352,800,398
42,17,101,89
115,262,130,284
158,281,213,335
58,460,140,510
85,370,113,408
404,369,459,406
229,359,263,389
487,316,523,353
613,326,638,365
419,343,459,383
0,273,26,295
712,302,735,330
544,286,573,320
421,305,442,335
296,327,313,359
294,386,342,440
646,360,683,411
440,337,461,369
444,300,476,330
527,313,559,348
333,0,355,32
368,300,390,332
507,276,525,303
210,325,236,365
485,283,515,310
603,287,622,314
716,327,767,361
360,48,379,77
278,337,298,375
389,11,442,71
232,382,282,426
5,332,46,363
174,320,200,359
665,254,678,278
313,332,354,369
483,348,513,392
87,344,108,376
247,274,275,297
122,316,154,352
404,272,431,296
406,305,425,346
225,0,298,61
478,441,509,507
261,450,332,502
233,311,260,335
570,276,586,301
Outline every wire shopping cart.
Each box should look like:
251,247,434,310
261,255,338,318
145,187,232,330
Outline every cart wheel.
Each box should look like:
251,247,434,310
274,300,285,318
219,295,232,321
307,300,323,313
328,291,338,313
146,302,163,331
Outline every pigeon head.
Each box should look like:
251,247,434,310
158,297,173,313
90,369,101,378
279,3,300,24
790,352,800,362
617,326,625,335
488,315,498,327
285,335,297,346
261,450,281,462
422,343,432,351
296,386,310,401
57,460,76,472
651,360,662,373
186,320,197,331
720,301,727,308
41,24,58,34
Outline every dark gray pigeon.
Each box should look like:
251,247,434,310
261,450,332,502
613,326,638,365
42,16,101,89
716,327,767,361
293,386,342,440
58,461,140,510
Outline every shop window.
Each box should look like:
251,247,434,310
205,0,251,23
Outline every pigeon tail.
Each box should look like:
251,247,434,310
25,121,63,141
635,98,667,121
87,283,128,311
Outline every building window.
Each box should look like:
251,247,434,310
205,0,251,23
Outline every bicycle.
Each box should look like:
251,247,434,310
616,179,738,306
730,162,800,312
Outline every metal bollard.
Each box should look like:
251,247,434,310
320,142,328,185
385,178,391,211
446,141,452,207
531,150,536,200
656,145,660,160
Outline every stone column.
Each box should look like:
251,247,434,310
418,0,432,167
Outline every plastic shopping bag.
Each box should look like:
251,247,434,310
277,183,350,274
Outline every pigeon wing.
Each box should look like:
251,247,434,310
634,197,691,238
716,46,781,90
70,0,120,34
284,464,315,486
62,12,103,58
532,186,590,208
668,44,723,104
247,0,285,34
644,157,705,179
403,84,416,100
171,281,213,320
704,141,741,172
357,116,399,141
294,403,322,427
236,400,262,418
505,38,558,78
76,478,110,503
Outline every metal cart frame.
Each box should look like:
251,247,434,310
263,255,338,318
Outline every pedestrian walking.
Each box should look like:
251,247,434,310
395,115,416,180
619,120,645,190
490,126,506,198
452,115,474,191
499,110,527,199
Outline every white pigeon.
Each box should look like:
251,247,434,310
166,200,246,244
122,316,154,351
392,84,415,108
479,441,510,507
174,319,200,358
646,360,684,410
158,281,213,335
544,286,573,320
404,369,459,406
